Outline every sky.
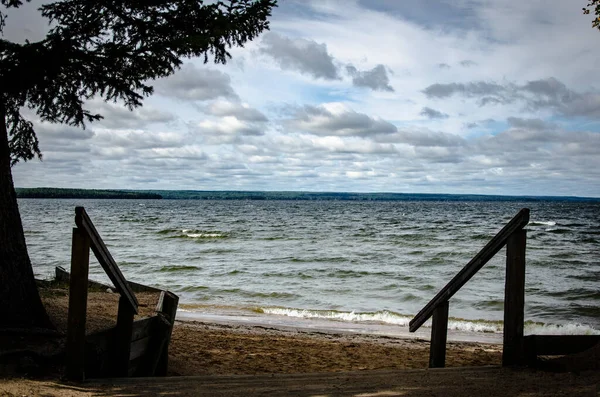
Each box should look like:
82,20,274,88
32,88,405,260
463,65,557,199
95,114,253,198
6,0,600,196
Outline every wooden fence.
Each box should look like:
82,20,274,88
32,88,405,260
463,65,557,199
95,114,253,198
409,208,600,368
65,207,178,380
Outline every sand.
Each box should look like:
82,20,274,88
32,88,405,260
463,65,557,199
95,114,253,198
0,284,597,396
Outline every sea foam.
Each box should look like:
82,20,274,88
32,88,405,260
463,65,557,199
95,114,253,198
258,307,600,335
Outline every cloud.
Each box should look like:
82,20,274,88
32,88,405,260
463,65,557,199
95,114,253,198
423,81,508,100
259,32,340,80
93,129,185,150
0,0,51,43
423,77,600,119
203,100,268,122
506,117,556,130
438,63,451,69
289,103,397,137
420,107,449,119
155,64,238,101
35,123,95,141
460,60,477,67
376,128,465,147
346,64,394,92
90,101,175,129
194,117,265,144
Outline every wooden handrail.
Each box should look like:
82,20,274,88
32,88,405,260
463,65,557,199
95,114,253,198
75,206,138,313
409,208,529,332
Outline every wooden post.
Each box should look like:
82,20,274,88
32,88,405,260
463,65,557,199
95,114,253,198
65,227,91,381
429,300,449,368
503,229,527,366
112,296,135,377
154,291,179,376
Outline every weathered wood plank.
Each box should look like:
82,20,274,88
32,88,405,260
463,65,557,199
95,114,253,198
65,227,91,381
56,266,162,293
155,291,179,376
55,266,70,284
127,280,163,294
502,230,527,366
140,313,171,377
56,266,116,292
410,208,530,332
130,316,157,341
524,335,600,356
129,336,151,361
429,301,449,368
75,207,138,313
112,296,135,377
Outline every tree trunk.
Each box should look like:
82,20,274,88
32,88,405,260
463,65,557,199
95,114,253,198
0,104,53,329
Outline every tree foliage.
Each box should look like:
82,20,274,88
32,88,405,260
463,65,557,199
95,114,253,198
0,0,276,165
583,0,600,30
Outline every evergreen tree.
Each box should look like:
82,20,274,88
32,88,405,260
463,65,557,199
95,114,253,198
0,0,275,328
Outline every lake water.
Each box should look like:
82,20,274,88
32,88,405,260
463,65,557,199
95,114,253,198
19,198,600,341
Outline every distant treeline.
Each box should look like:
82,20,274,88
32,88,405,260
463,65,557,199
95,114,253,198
15,188,600,202
151,190,600,202
16,188,162,199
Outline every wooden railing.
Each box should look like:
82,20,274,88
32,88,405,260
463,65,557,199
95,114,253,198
409,208,530,368
65,207,178,380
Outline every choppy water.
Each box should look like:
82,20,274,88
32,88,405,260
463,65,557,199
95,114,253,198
19,199,600,339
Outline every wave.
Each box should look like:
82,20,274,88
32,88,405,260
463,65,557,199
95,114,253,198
256,307,600,335
544,228,571,234
158,228,229,239
529,221,557,227
257,307,413,326
525,322,600,336
159,265,200,272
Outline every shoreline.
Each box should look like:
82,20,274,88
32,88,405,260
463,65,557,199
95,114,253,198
175,310,504,344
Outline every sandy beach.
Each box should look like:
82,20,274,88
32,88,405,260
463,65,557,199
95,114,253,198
1,284,598,396
39,285,503,375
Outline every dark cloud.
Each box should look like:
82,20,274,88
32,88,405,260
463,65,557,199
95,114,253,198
460,60,477,67
438,63,451,69
465,122,478,129
36,123,95,140
507,117,556,130
259,33,339,80
376,128,465,147
423,81,508,99
155,64,238,101
477,128,600,158
423,77,600,119
90,101,175,129
346,64,394,92
420,107,449,119
290,104,397,137
356,0,480,31
94,130,185,150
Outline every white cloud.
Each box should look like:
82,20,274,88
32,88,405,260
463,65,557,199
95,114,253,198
9,0,600,196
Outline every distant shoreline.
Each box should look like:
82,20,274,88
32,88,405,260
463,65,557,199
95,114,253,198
16,187,163,200
15,187,600,202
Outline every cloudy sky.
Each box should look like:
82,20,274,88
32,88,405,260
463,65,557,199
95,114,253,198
7,0,600,196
